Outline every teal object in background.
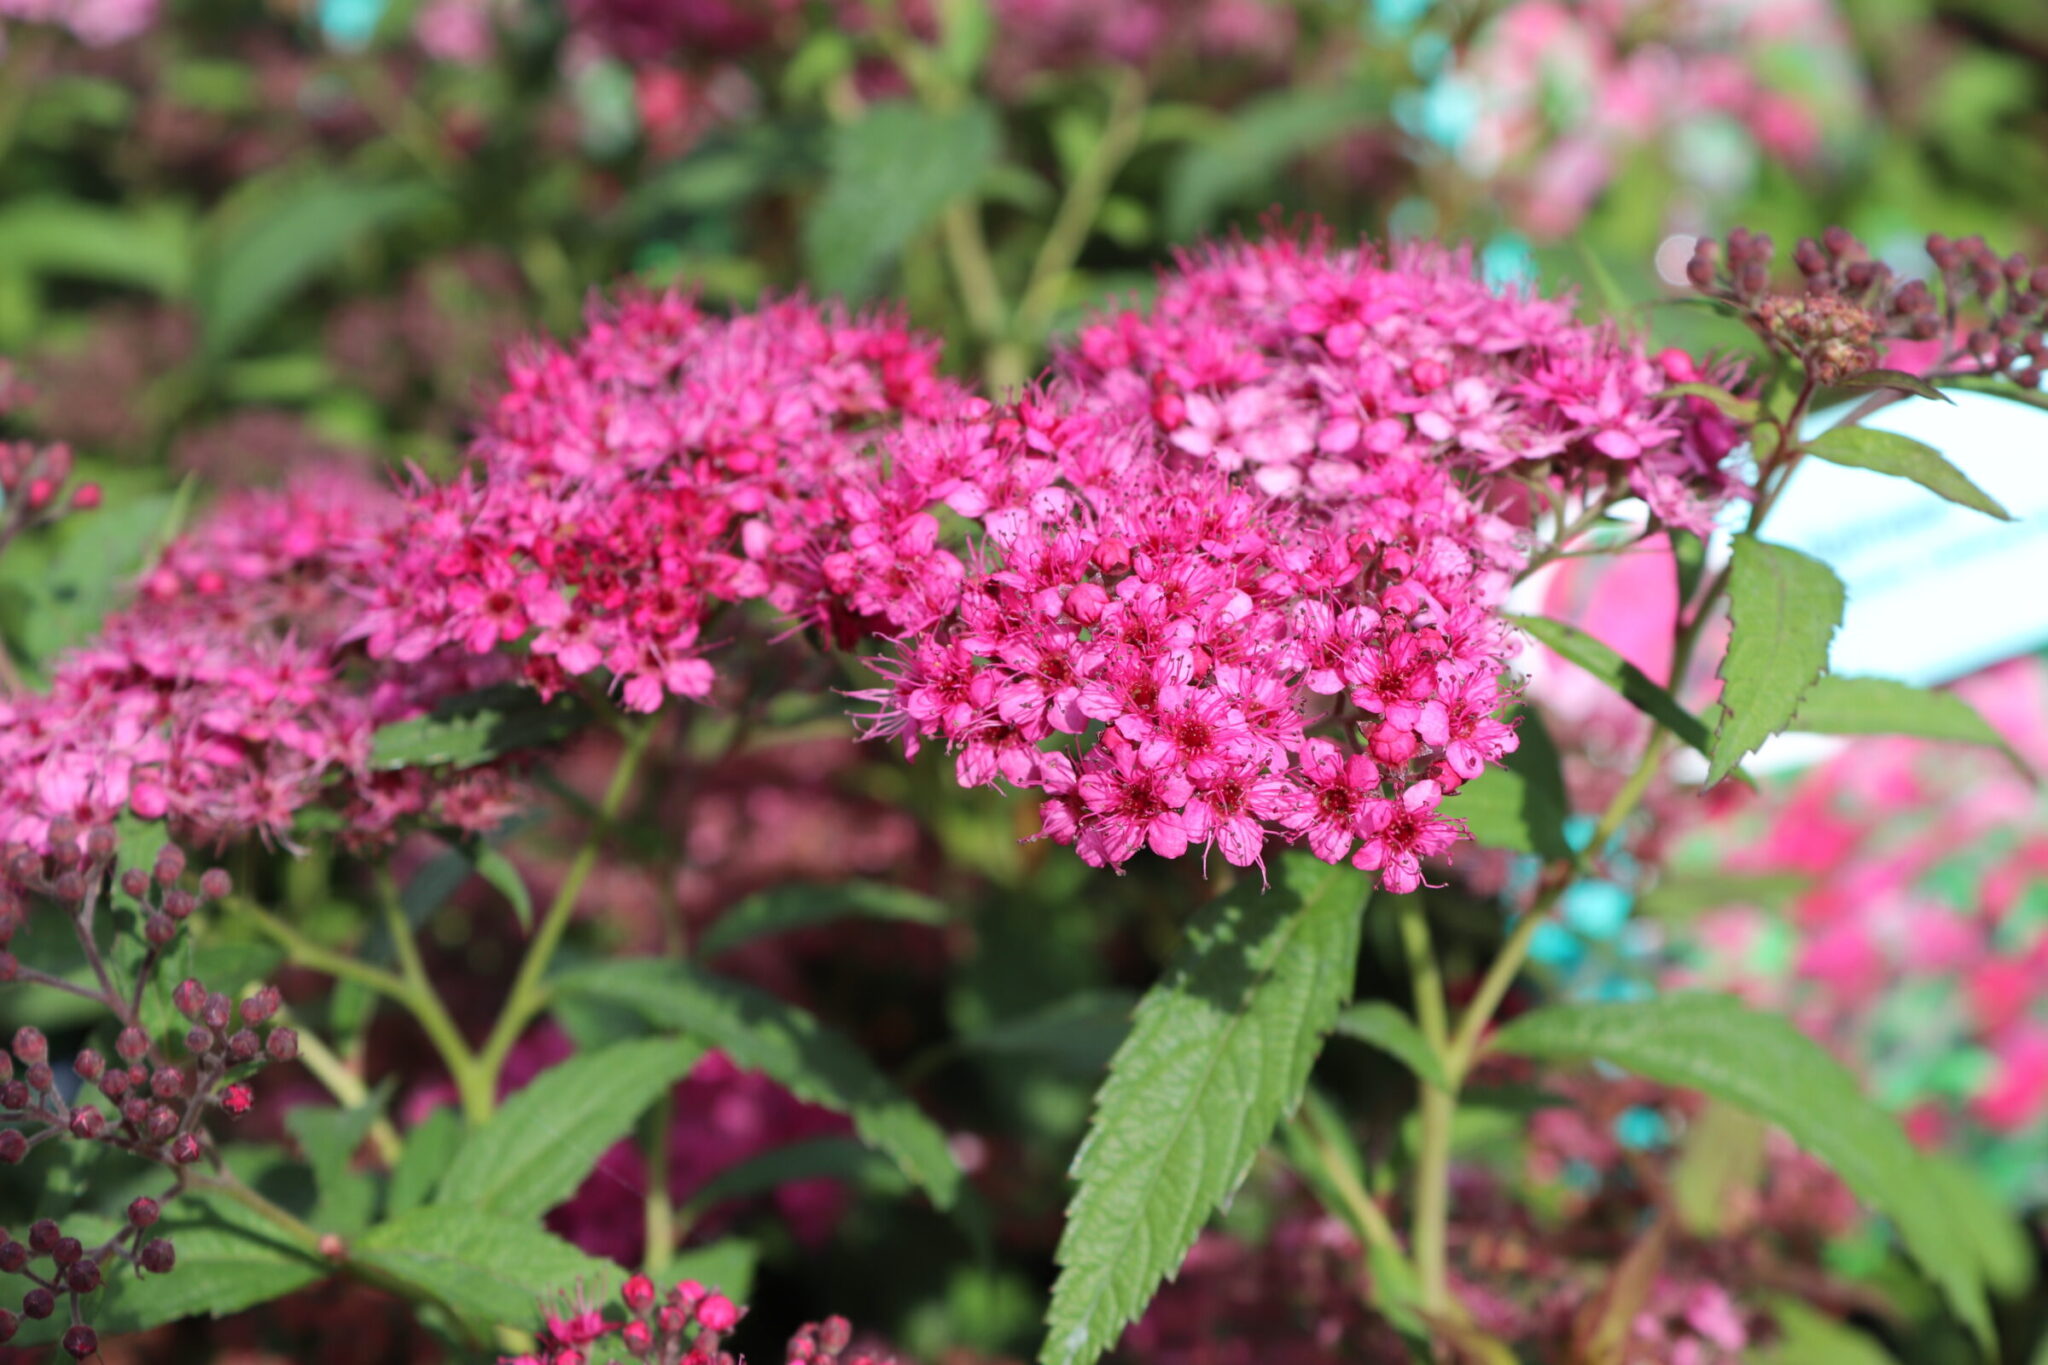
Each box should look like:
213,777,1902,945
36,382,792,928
318,0,389,48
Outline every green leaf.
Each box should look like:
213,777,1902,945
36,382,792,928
557,960,961,1209
1671,1101,1767,1236
387,1107,464,1219
944,990,1136,1074
352,1207,623,1338
686,1135,908,1213
369,684,587,771
196,177,441,360
936,0,994,81
1445,763,1570,859
1656,382,1759,422
0,197,192,295
1805,426,2010,520
1671,529,1707,610
1163,88,1369,237
1511,615,1714,756
1838,367,1952,403
1708,537,1844,785
1789,675,2033,780
1040,854,1368,1365
803,101,999,299
1938,372,2048,413
698,880,948,957
1753,1300,1899,1365
1636,871,1806,922
0,490,175,668
284,1084,392,1235
1332,1001,1447,1090
1489,995,1994,1348
664,1240,759,1301
436,1038,705,1222
474,845,534,930
13,1214,324,1347
1923,1155,2035,1299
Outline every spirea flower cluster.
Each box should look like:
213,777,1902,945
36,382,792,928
854,233,1737,884
357,294,967,712
503,1275,902,1365
0,471,518,853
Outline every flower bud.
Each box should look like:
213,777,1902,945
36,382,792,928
51,870,86,903
84,826,116,862
120,1096,149,1126
621,1320,653,1352
0,1081,27,1110
65,1257,100,1294
172,980,206,1019
623,1273,656,1313
119,869,150,900
68,1108,105,1139
11,1027,46,1065
73,1049,104,1082
199,868,232,900
26,1220,58,1253
128,1197,160,1228
145,1105,178,1140
185,1027,214,1056
697,1293,739,1333
0,1132,23,1164
675,1279,707,1307
24,1063,52,1092
225,1029,260,1063
115,1027,148,1061
820,1315,853,1353
169,1132,202,1164
153,846,185,884
265,1028,299,1063
138,1238,175,1274
201,993,232,1031
46,819,79,860
19,1288,52,1320
51,1236,81,1267
220,1083,254,1118
0,953,14,983
63,1324,97,1359
162,889,197,921
144,913,178,947
0,1308,16,1343
0,1241,22,1272
150,1066,184,1099
98,1068,129,1099
240,986,281,1025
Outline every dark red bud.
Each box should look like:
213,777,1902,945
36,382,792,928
73,1049,104,1082
63,1323,97,1359
184,1028,214,1055
144,913,178,947
144,1106,177,1140
119,869,150,900
138,1238,174,1274
0,1081,27,1111
161,889,196,921
11,1027,46,1065
201,993,231,1031
199,868,231,899
172,980,206,1020
64,1257,101,1294
169,1132,202,1164
128,1197,159,1227
153,846,185,884
24,1063,52,1092
225,1029,259,1063
0,1308,16,1343
0,1241,22,1273
239,986,281,1025
149,1067,183,1100
219,1083,254,1118
68,1108,105,1139
85,826,116,861
0,1131,24,1164
51,1236,81,1267
26,1220,58,1253
115,1027,148,1062
120,1095,149,1126
19,1288,52,1320
265,1028,298,1063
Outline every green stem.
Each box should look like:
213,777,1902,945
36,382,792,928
379,883,492,1125
281,1006,403,1166
1395,897,1453,1313
1299,1105,1405,1274
224,898,410,1002
641,1099,675,1275
475,720,656,1105
184,1170,322,1251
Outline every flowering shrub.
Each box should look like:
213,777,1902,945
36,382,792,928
2,2,2047,1362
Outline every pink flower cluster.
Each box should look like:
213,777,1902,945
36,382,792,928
855,233,1732,883
357,293,966,713
0,470,518,854
506,1273,903,1365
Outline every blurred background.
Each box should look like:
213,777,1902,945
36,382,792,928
3,0,2048,1361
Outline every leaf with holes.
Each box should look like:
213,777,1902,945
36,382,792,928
1489,995,1994,1348
435,1038,704,1221
1708,537,1844,785
1039,854,1369,1365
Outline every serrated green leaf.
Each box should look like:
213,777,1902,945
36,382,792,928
1805,426,2011,520
196,177,441,360
387,1107,464,1219
1708,537,1844,785
0,491,174,668
369,684,587,771
352,1207,622,1338
698,880,949,957
1332,1001,1447,1090
803,101,998,299
1040,854,1369,1365
437,1038,704,1221
556,960,961,1209
1789,675,2033,780
1512,615,1714,756
1839,367,1952,403
1488,995,1994,1348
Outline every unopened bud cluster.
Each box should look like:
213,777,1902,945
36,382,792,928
503,1277,753,1365
0,363,99,557
0,1202,176,1359
1688,226,2048,389
0,833,292,1346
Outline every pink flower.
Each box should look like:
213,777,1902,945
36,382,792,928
1353,781,1461,893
